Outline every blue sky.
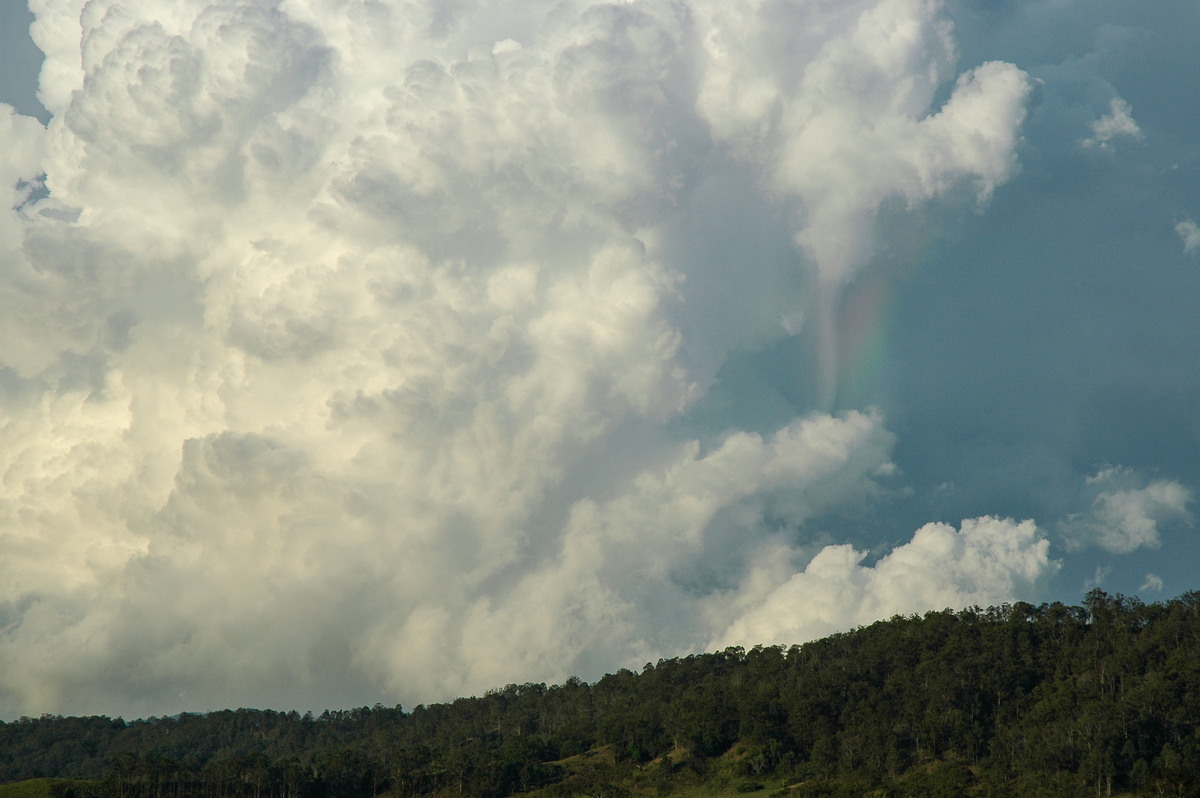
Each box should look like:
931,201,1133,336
0,0,1197,719
0,1,43,121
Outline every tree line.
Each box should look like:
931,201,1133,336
4,589,1200,797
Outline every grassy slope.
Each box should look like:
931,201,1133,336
521,744,790,798
0,779,106,798
520,745,1143,798
0,780,63,798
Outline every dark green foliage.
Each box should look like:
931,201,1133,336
4,589,1200,797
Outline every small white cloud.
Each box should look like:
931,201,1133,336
1140,574,1164,593
1085,565,1111,590
1062,467,1193,553
1176,219,1200,254
1082,97,1143,149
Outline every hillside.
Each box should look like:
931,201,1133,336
3,589,1199,797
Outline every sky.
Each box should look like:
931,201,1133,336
0,0,1197,720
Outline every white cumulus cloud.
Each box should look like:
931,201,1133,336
713,516,1057,649
1081,96,1142,149
1177,219,1200,254
0,0,1034,718
1061,467,1193,554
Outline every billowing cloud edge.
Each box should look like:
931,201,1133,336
0,0,1044,717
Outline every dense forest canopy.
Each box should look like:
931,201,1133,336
4,589,1200,797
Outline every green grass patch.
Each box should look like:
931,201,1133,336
0,779,102,798
0,779,63,798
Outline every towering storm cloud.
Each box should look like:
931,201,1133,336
1,0,1195,719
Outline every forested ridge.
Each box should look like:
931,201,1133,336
5,589,1200,798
